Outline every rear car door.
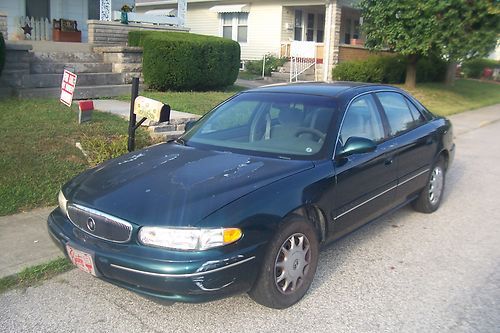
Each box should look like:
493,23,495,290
375,92,438,205
331,94,398,237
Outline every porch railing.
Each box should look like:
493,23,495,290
112,11,179,26
289,41,318,82
280,42,324,63
18,16,51,41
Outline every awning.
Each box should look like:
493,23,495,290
144,9,178,17
209,4,250,13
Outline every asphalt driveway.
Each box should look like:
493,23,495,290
1,111,499,333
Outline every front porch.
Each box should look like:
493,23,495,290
277,2,367,81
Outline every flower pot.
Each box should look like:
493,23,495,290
120,12,129,24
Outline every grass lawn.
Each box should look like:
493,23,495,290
119,85,246,116
399,79,500,116
0,98,150,216
0,257,73,294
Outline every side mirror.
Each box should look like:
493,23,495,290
338,137,376,158
184,120,197,132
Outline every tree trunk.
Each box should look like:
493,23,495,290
405,54,418,89
445,62,457,86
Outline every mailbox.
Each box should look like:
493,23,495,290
134,96,170,123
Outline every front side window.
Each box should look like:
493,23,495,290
340,95,385,144
221,13,248,43
376,92,423,136
183,92,337,159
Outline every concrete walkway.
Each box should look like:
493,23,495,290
0,104,499,279
92,99,199,123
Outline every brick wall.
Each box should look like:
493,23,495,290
0,12,7,39
87,20,189,45
338,45,393,63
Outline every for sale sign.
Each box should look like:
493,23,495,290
60,70,78,107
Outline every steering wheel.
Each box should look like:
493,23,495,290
295,127,326,143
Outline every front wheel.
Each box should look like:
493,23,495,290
249,217,319,309
412,158,446,213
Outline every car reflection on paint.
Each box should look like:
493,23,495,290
48,82,455,309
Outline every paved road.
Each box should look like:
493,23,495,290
2,119,500,333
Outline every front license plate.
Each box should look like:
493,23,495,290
66,244,97,276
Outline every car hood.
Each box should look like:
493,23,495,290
64,143,314,227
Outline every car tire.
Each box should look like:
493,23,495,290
248,216,319,309
412,158,446,213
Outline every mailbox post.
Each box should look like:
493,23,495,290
128,77,171,152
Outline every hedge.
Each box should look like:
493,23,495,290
332,54,447,84
0,32,5,77
128,31,240,91
462,58,500,79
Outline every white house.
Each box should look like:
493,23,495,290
0,0,132,42
136,0,365,80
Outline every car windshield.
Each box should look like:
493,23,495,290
182,92,337,159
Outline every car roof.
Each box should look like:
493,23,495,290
245,81,403,100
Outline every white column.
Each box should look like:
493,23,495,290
100,0,112,21
177,0,187,27
323,1,333,81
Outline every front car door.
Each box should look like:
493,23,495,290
330,93,398,238
374,92,437,205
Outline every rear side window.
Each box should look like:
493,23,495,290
376,92,424,136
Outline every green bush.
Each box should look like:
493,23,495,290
332,55,406,83
129,31,240,91
416,54,447,83
332,54,447,84
245,54,287,77
462,58,500,79
0,32,5,77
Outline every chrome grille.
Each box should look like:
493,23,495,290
67,204,132,243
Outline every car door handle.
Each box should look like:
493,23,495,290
425,137,434,145
384,157,394,166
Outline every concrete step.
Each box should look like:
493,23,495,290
0,87,14,99
4,60,30,71
270,72,291,82
31,52,104,63
279,62,316,74
1,70,30,87
22,73,125,88
267,72,316,84
16,84,134,99
30,62,113,74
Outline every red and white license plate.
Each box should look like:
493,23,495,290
66,244,97,276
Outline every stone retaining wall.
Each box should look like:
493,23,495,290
87,20,189,45
93,45,143,84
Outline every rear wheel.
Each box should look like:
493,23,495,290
413,158,446,213
249,217,319,309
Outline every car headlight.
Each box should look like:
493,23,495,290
58,190,68,217
138,227,242,251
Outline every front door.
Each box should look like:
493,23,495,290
26,0,50,18
330,94,398,238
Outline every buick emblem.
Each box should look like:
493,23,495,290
86,217,96,231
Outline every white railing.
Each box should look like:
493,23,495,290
18,16,51,41
112,11,179,26
290,41,317,82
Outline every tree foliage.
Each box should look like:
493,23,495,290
359,0,500,86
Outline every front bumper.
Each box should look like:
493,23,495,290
47,209,263,303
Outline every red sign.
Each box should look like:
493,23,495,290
60,70,78,107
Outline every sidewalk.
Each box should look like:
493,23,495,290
0,103,499,279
